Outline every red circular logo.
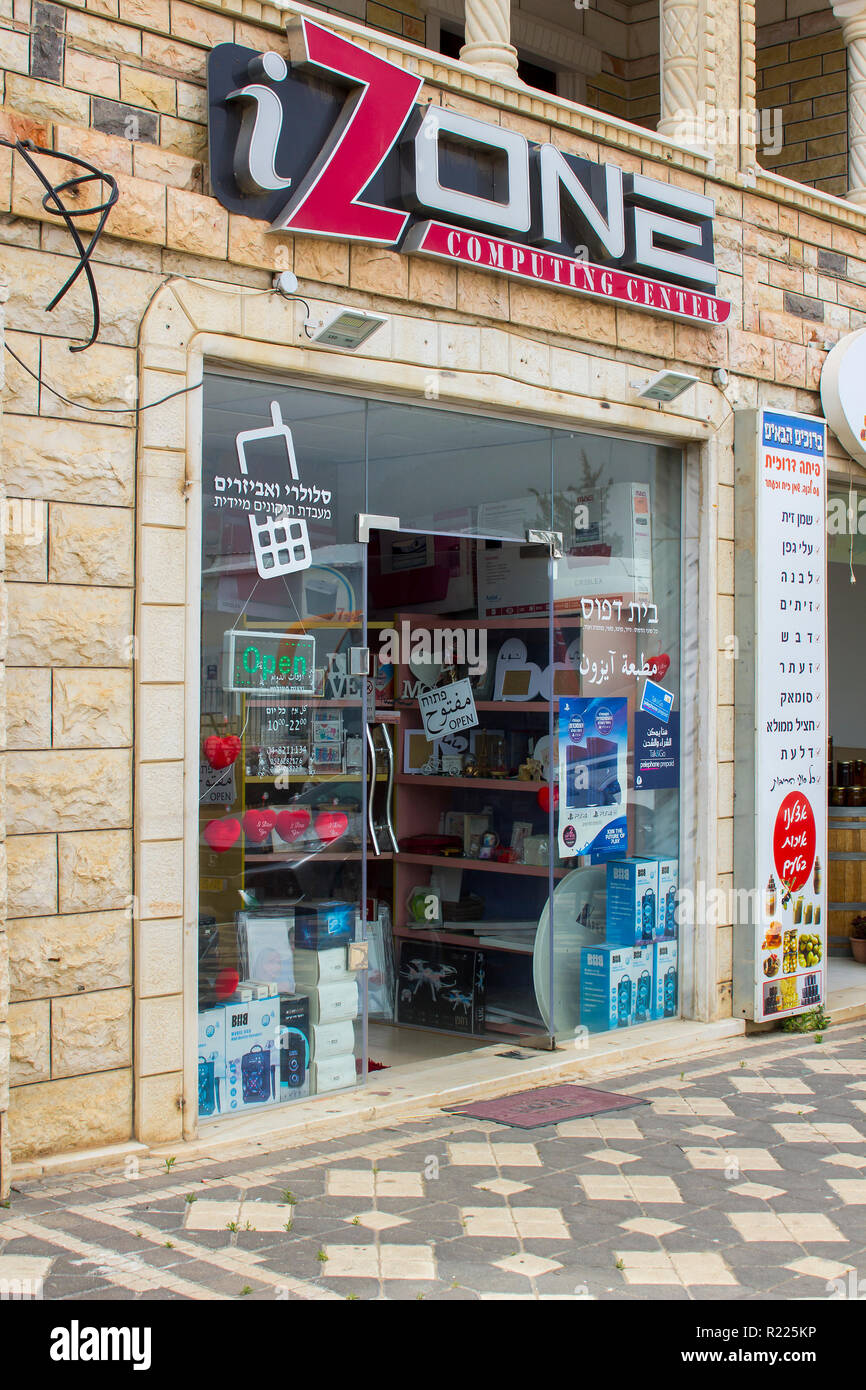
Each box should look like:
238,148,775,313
772,791,816,892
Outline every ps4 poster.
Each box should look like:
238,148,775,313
558,697,628,859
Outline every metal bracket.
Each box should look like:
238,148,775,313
357,512,400,544
526,528,564,558
349,646,370,677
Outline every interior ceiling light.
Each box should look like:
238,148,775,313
634,369,699,403
308,309,388,351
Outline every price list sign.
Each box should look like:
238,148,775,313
734,409,827,1022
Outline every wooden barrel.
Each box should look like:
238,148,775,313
828,807,866,938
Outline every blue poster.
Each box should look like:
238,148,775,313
557,697,628,859
634,712,680,790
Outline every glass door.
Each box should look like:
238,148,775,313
364,525,558,1050
197,375,370,1119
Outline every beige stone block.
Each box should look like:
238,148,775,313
137,992,183,1075
716,925,733,983
138,683,184,761
10,910,131,1001
58,828,132,912
9,1068,132,1160
48,504,134,587
137,761,183,840
139,605,185,683
616,308,676,358
54,123,133,179
510,334,550,387
176,79,206,123
119,0,168,29
391,315,437,366
774,341,807,387
8,583,133,667
718,760,734,819
137,526,186,607
139,450,186,528
438,322,481,372
38,339,136,420
166,187,228,258
3,412,134,505
718,539,734,596
550,347,590,395
293,235,348,285
455,267,507,321
3,330,40,413
66,10,143,57
52,669,133,749
8,749,132,834
674,324,728,367
729,329,775,380
142,30,204,76
138,839,183,919
136,1071,183,1144
5,74,90,125
158,114,207,162
170,0,233,46
5,499,47,581
120,65,176,115
717,484,734,542
132,140,200,190
350,245,409,299
717,705,734,762
136,918,182,997
51,988,132,1078
106,172,167,245
6,669,51,750
228,213,286,270
408,256,457,309
9,1000,50,1084
717,817,734,876
7,834,57,918
64,46,120,98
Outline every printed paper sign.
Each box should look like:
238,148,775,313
199,760,237,806
735,408,827,1023
634,712,680,790
557,697,628,858
639,678,674,724
418,678,479,741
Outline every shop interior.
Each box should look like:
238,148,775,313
196,374,685,1120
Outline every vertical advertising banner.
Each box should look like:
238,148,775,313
734,410,827,1022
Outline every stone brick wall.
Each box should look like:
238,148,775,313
757,1,848,196
0,270,9,1199
0,0,863,1162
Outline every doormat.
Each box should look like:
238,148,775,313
443,1084,647,1129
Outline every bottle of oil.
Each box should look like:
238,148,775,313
813,856,821,894
765,874,776,918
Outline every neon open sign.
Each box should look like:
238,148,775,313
222,629,316,695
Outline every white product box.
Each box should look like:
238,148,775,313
311,1054,356,1094
239,979,279,1000
606,858,659,947
653,941,679,1019
311,1020,355,1059
198,1006,227,1118
224,997,280,1112
297,979,359,1025
580,944,637,1031
292,947,352,988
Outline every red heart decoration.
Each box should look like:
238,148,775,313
646,654,671,680
315,810,349,843
243,807,277,844
203,735,241,770
203,817,241,853
215,967,240,1000
276,807,311,843
536,784,559,813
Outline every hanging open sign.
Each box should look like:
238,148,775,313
223,629,316,695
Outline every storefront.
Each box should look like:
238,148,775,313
3,0,866,1176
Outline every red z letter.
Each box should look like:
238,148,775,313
273,19,422,244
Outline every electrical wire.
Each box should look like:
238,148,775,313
4,341,202,415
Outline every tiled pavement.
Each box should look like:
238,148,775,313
2,1021,865,1301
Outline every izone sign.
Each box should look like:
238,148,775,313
207,18,730,327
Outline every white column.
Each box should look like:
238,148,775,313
459,0,519,82
657,0,701,141
833,1,866,206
